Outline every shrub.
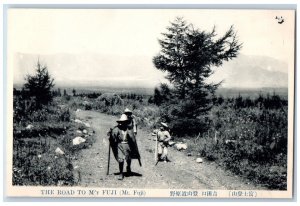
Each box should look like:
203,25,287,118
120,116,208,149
12,94,91,186
13,151,74,186
193,102,288,190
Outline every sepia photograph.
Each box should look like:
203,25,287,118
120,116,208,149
5,8,295,198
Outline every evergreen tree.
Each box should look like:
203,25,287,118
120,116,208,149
153,87,162,105
23,60,54,108
57,88,61,97
153,17,242,135
72,88,76,96
153,83,172,106
153,17,241,100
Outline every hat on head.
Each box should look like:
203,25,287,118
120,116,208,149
117,114,128,123
161,122,168,128
124,108,132,114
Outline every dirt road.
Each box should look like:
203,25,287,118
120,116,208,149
73,110,262,189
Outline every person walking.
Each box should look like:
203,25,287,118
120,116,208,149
157,122,171,163
123,108,142,167
108,114,141,180
124,108,137,136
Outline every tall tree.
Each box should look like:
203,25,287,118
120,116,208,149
153,17,242,135
24,60,54,108
153,17,190,99
153,17,241,99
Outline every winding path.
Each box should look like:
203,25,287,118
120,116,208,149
73,110,262,189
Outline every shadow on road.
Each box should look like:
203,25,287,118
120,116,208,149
114,172,143,177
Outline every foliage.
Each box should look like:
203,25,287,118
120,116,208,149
181,94,288,190
153,17,242,136
13,95,71,125
76,92,102,98
153,17,241,99
13,93,94,186
13,146,74,186
23,60,54,108
72,88,76,96
153,83,173,106
60,88,287,190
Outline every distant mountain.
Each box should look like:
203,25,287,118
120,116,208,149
209,54,289,88
12,52,166,88
13,52,289,89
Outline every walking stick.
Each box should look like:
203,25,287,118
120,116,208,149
133,133,142,167
106,142,111,175
155,133,159,166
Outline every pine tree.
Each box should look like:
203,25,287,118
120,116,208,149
24,60,54,108
153,17,241,100
153,17,190,99
57,88,61,97
72,88,76,96
153,17,242,135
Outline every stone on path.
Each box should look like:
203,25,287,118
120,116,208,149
196,158,203,163
73,136,86,145
26,124,34,130
55,147,65,155
84,123,91,128
175,143,187,151
75,119,83,124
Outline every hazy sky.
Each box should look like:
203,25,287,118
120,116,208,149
8,9,295,87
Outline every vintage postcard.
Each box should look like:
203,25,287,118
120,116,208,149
5,8,295,198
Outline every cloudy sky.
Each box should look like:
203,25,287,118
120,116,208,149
8,9,295,88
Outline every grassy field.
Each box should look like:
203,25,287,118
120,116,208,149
13,86,288,189
180,104,287,189
61,87,288,190
13,95,95,186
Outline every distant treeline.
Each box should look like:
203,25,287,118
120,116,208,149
74,91,149,102
212,93,288,110
14,87,288,110
215,87,288,99
13,84,288,99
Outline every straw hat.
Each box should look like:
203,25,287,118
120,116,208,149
124,108,132,114
161,122,169,128
117,114,128,123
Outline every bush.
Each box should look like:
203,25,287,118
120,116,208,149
13,150,74,186
177,93,288,190
170,117,209,136
191,102,288,190
158,97,211,136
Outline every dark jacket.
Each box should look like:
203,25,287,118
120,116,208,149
108,125,142,166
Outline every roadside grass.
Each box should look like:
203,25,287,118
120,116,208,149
64,95,161,131
63,93,288,190
13,96,95,186
175,105,287,190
